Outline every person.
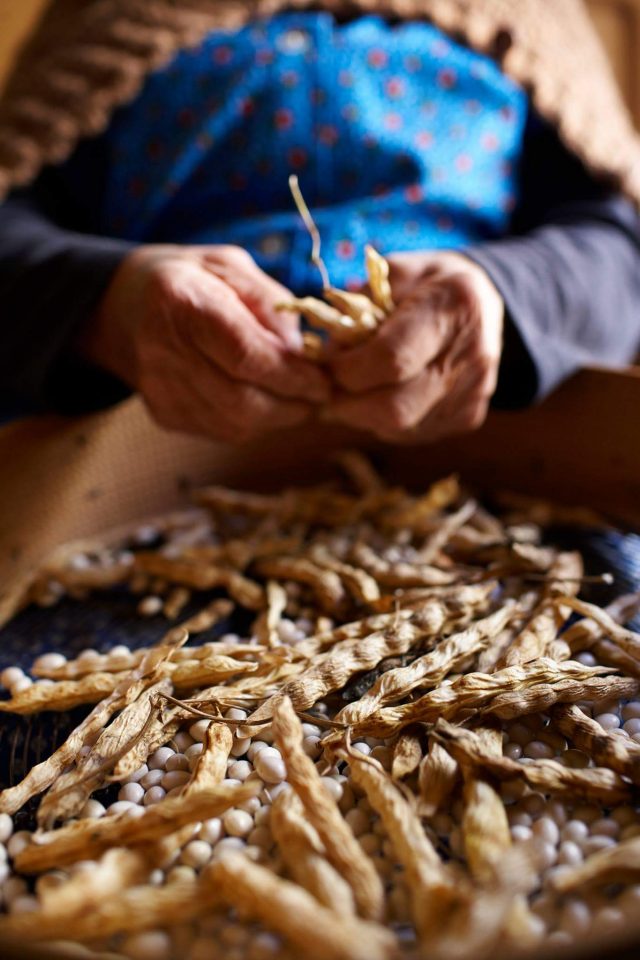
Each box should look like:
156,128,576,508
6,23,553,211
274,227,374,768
0,0,639,444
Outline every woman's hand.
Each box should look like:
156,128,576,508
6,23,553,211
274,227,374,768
80,244,331,443
326,251,504,443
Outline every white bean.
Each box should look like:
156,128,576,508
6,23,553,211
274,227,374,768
593,906,625,933
301,723,321,738
621,702,640,721
320,776,343,802
582,836,617,856
212,837,246,859
0,813,13,843
148,746,175,770
225,708,248,722
7,831,31,859
247,741,269,762
118,782,144,804
230,737,252,758
254,748,287,784
138,596,163,617
107,801,137,817
1,667,25,688
189,720,212,743
143,786,166,806
511,825,533,843
238,796,261,815
199,818,223,845
140,769,164,789
173,732,195,752
560,899,591,936
1,876,28,903
167,865,196,885
573,804,601,824
532,817,560,846
33,653,67,672
524,740,554,760
228,760,252,782
180,841,212,869
508,811,532,828
124,764,148,784
223,809,254,838
302,736,321,759
590,817,620,839
162,770,190,791
562,820,589,843
594,713,621,731
121,931,172,960
557,841,583,866
165,753,189,772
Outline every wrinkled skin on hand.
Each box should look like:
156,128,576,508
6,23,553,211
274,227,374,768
326,251,504,444
81,244,331,443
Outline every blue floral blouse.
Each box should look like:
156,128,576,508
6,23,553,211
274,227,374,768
96,12,528,294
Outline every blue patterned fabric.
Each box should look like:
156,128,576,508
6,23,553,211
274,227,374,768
98,13,528,294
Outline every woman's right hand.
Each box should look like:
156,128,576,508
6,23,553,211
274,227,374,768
79,244,331,443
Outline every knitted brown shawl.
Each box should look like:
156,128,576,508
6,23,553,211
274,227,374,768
0,0,639,206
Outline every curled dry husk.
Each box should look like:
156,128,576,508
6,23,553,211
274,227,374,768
270,788,356,916
3,447,640,959
550,836,640,892
0,875,217,942
15,781,260,873
344,748,458,944
345,659,622,738
210,854,396,960
433,719,633,803
271,696,384,921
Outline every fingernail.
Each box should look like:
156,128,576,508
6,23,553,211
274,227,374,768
283,329,303,351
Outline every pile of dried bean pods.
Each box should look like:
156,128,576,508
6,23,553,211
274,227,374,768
0,453,639,960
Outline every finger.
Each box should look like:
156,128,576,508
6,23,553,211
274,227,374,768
144,349,311,443
326,365,447,437
385,251,441,303
329,282,454,393
182,271,331,404
202,247,304,351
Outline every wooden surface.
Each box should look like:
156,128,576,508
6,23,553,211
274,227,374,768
0,366,639,621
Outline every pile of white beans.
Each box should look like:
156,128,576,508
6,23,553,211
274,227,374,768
1,621,640,960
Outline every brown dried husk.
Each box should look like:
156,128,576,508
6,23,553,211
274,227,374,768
270,696,384,921
433,719,633,803
209,854,396,960
182,722,233,795
550,836,640,892
346,659,619,738
0,876,217,942
270,788,356,916
345,750,458,944
15,781,260,873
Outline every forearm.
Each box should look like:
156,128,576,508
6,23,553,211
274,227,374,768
467,195,640,408
0,190,134,414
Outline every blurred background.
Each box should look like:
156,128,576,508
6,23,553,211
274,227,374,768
0,0,639,127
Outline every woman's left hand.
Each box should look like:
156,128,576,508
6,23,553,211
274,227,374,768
326,251,504,443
